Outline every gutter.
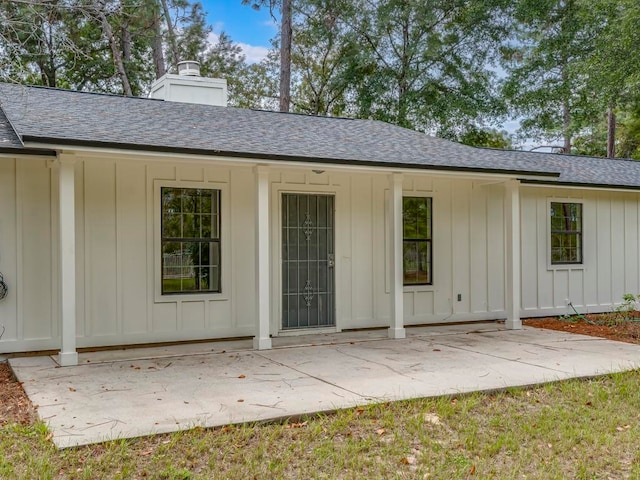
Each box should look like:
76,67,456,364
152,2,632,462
521,178,640,193
21,135,562,179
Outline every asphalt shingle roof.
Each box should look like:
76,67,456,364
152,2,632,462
1,82,639,188
0,108,23,149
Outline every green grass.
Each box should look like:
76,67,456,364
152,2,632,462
3,371,640,479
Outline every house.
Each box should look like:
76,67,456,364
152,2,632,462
1,69,640,366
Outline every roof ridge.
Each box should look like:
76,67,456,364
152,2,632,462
2,82,164,102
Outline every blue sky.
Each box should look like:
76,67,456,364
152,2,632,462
200,1,276,62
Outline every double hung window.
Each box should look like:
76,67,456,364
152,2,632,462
402,197,432,285
161,187,221,294
550,202,582,264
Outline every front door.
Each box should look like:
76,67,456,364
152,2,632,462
282,193,335,330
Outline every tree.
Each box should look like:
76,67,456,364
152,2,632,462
0,0,83,87
457,127,513,149
289,0,353,115
501,0,601,153
242,0,292,112
335,0,509,134
577,0,640,157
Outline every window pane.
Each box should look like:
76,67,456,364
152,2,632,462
403,241,419,284
403,240,430,285
161,187,221,294
403,197,432,285
550,202,582,264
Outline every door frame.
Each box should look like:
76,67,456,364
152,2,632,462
271,183,343,337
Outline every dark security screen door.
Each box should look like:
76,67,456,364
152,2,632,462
282,193,335,329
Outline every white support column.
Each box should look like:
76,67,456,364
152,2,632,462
389,173,406,339
57,157,79,366
505,179,522,329
254,165,272,350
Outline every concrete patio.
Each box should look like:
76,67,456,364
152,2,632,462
9,323,640,448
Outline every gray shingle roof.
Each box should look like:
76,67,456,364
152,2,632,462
1,82,639,188
0,108,23,149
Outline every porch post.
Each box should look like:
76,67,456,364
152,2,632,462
57,156,79,366
389,173,406,339
505,179,522,329
254,165,272,350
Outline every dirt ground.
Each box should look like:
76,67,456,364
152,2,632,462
3,316,640,429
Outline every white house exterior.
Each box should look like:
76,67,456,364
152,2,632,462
1,79,639,366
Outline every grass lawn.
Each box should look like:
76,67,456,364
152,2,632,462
2,370,640,479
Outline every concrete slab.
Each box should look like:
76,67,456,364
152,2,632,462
10,325,640,448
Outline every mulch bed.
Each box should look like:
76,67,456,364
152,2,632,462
524,314,640,344
0,361,37,426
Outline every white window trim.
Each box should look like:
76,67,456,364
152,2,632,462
546,197,585,271
154,179,230,303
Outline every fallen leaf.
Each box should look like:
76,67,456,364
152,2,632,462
470,465,476,475
376,428,386,435
140,449,153,456
451,398,458,405
355,408,365,415
286,421,308,429
433,348,441,352
400,456,416,465
238,374,246,379
69,387,76,392
237,399,244,403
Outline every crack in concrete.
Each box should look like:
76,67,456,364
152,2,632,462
334,347,423,382
254,351,374,401
432,341,572,374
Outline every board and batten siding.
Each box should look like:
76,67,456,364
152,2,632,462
268,172,507,330
3,153,640,354
520,186,640,315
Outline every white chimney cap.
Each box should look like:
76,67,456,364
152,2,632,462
177,60,201,77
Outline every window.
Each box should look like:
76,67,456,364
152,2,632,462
550,202,582,264
403,197,432,285
161,187,221,294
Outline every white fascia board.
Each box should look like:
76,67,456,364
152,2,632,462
521,181,640,194
23,141,559,182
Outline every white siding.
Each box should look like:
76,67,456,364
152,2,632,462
4,153,640,354
520,186,640,316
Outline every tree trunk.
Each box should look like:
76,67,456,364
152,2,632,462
161,0,180,70
279,0,292,112
562,99,571,154
607,105,616,158
151,1,166,78
94,5,133,96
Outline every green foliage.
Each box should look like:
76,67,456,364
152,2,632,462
457,127,513,149
610,293,640,324
503,0,640,155
333,0,510,133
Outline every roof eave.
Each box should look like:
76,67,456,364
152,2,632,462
21,135,561,179
521,178,640,192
